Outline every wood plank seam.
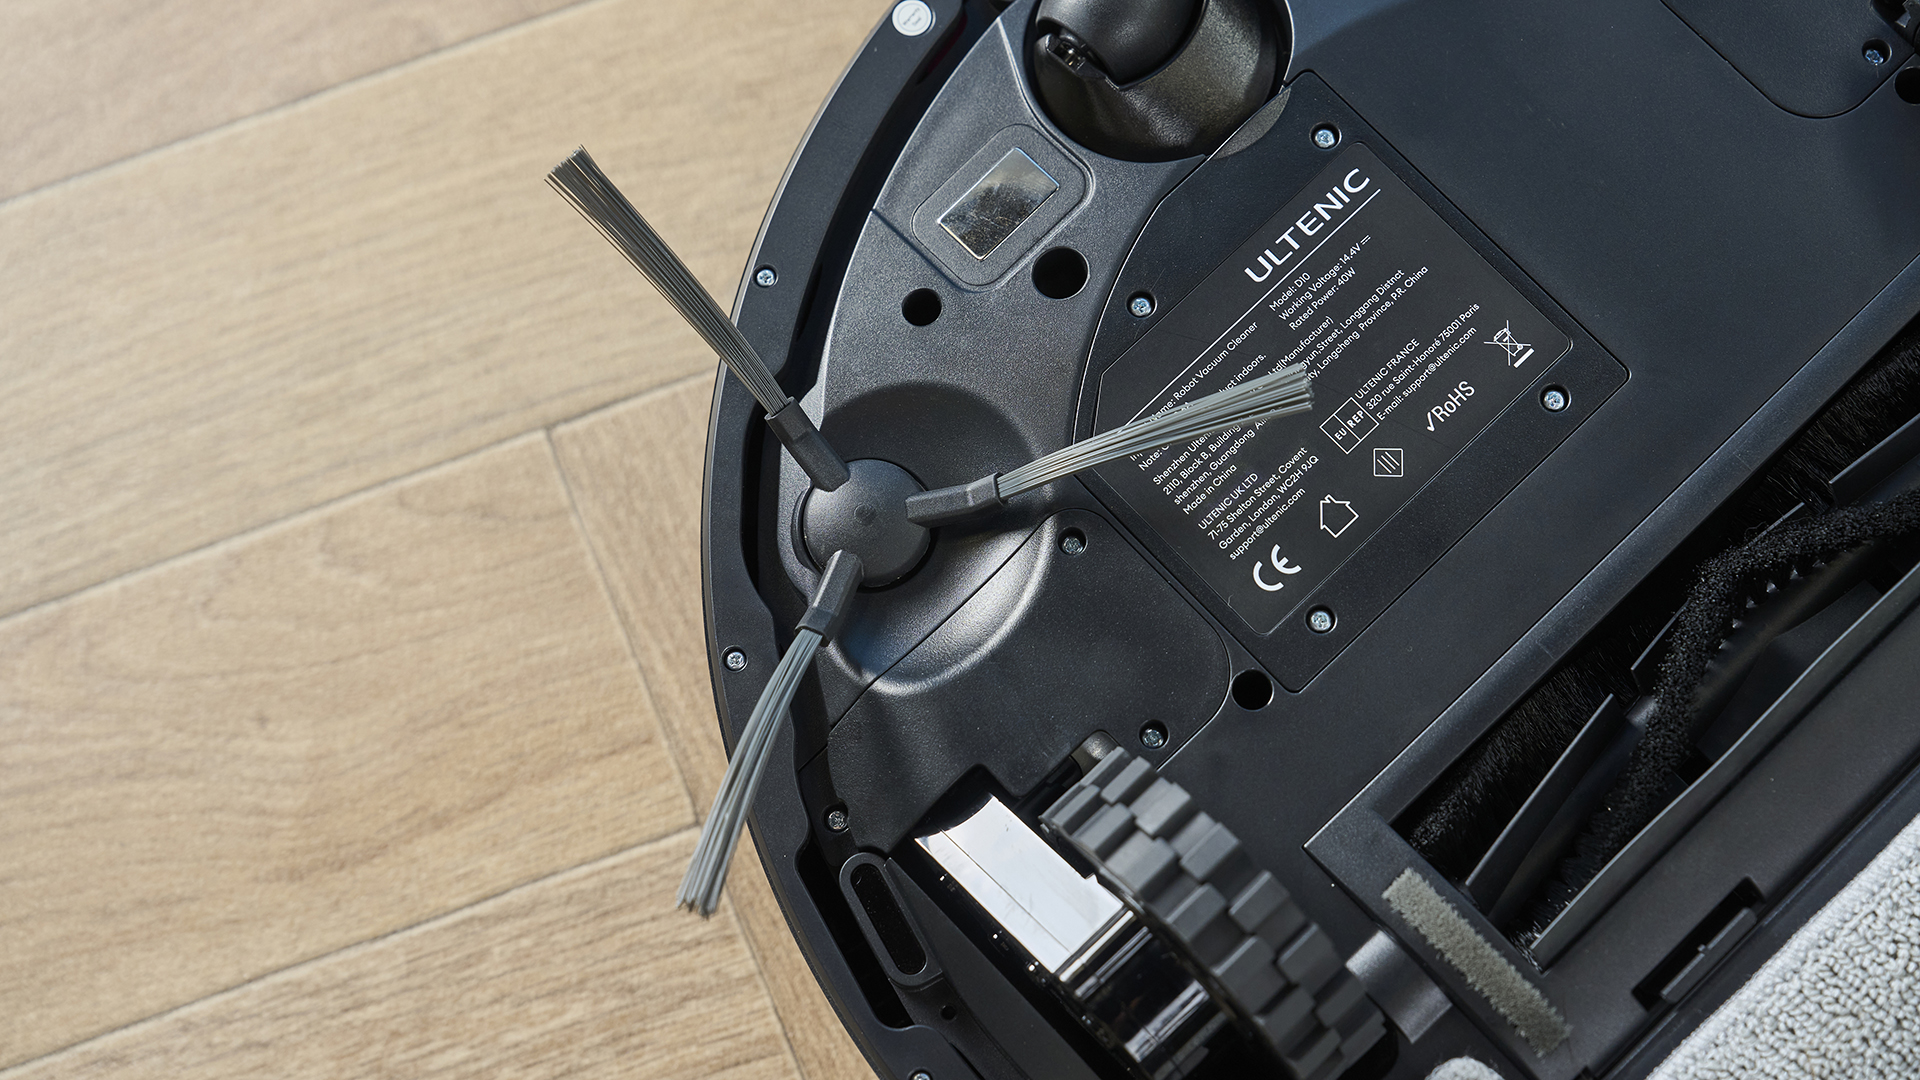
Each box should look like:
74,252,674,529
548,369,730,823
546,392,821,1080
548,367,729,448
0,0,618,215
0,429,694,1067
718,871,813,1080
0,430,552,635
542,426,700,826
0,372,715,637
0,826,749,1078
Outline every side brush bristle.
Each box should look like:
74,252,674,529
547,146,849,491
676,549,866,916
1000,363,1313,497
677,628,822,917
906,364,1314,527
547,147,789,414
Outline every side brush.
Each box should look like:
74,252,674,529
548,147,849,491
905,363,1314,527
548,146,1314,916
677,551,864,916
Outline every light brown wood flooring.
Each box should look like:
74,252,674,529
0,1,885,1076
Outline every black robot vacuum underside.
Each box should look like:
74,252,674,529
691,1,1920,1077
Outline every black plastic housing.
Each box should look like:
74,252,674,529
699,2,1920,1079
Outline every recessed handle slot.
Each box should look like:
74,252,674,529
1632,880,1763,1008
840,853,939,986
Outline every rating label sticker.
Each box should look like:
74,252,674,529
1094,145,1570,633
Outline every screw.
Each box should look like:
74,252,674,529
754,266,777,288
1139,721,1168,749
911,1073,933,1080
826,807,849,832
1866,41,1889,65
1307,607,1335,633
724,649,748,671
1060,530,1086,555
1541,386,1569,412
1129,294,1154,317
1312,124,1340,149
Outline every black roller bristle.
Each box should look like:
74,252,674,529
1402,319,1920,946
1511,487,1920,945
1735,334,1920,535
1399,648,1629,881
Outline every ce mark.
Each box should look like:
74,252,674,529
1252,546,1303,592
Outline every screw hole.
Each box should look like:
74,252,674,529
1139,721,1167,749
1899,67,1920,104
1059,528,1087,555
1032,247,1088,300
939,1005,957,1021
1231,670,1274,710
902,288,942,326
1865,39,1891,66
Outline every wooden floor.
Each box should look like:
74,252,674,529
0,1,884,1077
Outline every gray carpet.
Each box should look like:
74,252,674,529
1650,810,1920,1079
1425,1058,1502,1080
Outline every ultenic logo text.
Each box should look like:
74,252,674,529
1243,169,1373,283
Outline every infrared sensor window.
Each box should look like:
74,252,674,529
939,148,1059,259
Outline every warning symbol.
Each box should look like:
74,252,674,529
1484,321,1534,367
1319,495,1358,538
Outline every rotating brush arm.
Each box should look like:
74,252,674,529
548,147,850,491
677,550,865,916
546,149,873,914
906,362,1314,527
